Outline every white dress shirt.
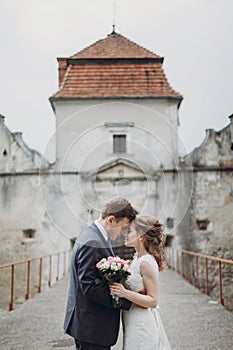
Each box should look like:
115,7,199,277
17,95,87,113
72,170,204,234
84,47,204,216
94,219,109,241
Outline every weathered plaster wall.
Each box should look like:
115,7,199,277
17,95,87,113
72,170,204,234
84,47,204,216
53,99,180,171
177,118,233,310
0,117,70,310
0,115,49,172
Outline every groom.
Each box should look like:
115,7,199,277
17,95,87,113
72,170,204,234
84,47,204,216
64,197,137,350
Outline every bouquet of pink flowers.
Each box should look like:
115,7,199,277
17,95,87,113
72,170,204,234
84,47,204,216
95,256,131,307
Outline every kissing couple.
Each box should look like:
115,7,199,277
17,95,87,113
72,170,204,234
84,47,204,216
64,197,171,350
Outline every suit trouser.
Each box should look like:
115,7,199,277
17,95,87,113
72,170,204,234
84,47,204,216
75,340,110,350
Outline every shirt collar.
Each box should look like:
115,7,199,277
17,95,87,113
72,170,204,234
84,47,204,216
94,219,109,241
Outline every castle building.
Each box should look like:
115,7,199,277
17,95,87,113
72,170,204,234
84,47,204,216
0,32,232,300
45,30,185,250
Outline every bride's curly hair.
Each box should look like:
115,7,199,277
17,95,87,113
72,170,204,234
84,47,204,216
134,216,167,271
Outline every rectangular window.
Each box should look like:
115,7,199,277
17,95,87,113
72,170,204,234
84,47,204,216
22,229,36,239
113,135,126,153
196,219,209,231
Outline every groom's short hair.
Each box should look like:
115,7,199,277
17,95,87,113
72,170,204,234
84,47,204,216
101,197,137,222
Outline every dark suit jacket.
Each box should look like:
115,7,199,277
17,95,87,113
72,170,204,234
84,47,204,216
64,223,131,346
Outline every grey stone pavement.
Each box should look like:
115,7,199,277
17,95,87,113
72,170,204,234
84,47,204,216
0,269,233,350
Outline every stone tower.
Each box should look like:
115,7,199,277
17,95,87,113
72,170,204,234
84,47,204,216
48,31,183,237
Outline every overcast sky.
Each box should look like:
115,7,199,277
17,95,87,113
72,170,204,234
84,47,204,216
1,0,233,161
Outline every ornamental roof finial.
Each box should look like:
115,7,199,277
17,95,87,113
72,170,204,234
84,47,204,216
111,24,116,34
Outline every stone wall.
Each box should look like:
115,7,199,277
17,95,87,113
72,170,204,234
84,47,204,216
0,117,70,311
0,171,71,311
177,117,233,311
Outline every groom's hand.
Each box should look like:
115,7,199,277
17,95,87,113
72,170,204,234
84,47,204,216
132,289,147,308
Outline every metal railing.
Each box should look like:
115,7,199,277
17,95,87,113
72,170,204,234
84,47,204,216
166,247,233,306
0,250,71,311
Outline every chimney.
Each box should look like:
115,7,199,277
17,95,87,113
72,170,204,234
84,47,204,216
57,58,68,88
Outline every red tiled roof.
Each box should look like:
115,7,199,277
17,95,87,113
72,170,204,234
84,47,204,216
70,33,161,59
53,63,181,98
50,33,182,101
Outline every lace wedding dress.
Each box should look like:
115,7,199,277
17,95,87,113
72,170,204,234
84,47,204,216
122,254,171,350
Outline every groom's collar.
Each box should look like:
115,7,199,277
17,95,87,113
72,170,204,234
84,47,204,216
94,219,108,241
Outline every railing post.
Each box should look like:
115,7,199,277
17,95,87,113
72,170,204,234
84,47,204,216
188,254,192,284
63,251,66,276
56,253,60,282
205,257,210,296
196,256,200,289
25,260,30,300
9,264,14,311
176,250,179,273
182,252,185,278
38,258,42,293
218,261,224,305
48,255,52,287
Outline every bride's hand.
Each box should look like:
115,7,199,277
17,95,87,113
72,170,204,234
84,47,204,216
110,283,126,298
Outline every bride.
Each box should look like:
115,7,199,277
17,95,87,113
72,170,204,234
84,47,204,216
110,216,171,350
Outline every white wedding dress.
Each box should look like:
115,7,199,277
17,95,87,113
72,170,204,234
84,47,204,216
122,254,171,350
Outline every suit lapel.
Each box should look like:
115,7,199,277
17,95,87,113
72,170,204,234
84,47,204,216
106,239,114,256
